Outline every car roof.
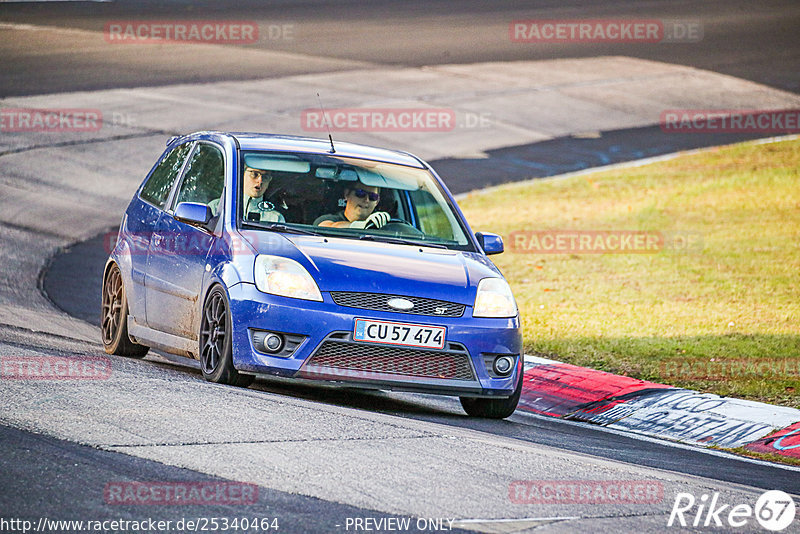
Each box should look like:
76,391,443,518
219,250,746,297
225,132,426,168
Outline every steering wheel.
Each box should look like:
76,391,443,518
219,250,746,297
380,218,426,237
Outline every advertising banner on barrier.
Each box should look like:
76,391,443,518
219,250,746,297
604,390,800,448
744,421,800,459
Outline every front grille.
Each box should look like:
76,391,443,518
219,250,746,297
330,291,465,318
302,338,475,381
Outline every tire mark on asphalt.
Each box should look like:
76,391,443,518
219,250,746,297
0,219,69,240
107,435,438,449
0,323,100,353
0,130,176,158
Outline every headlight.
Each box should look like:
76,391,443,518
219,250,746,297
473,278,518,318
254,255,322,301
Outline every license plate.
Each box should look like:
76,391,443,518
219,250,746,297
353,319,446,349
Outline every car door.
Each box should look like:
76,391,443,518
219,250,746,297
144,141,226,339
125,141,193,323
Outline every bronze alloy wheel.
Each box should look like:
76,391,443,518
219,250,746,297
101,264,148,358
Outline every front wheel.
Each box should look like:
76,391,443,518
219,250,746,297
101,263,149,358
460,372,522,419
199,286,254,388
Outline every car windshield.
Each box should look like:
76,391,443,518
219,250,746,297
236,151,472,250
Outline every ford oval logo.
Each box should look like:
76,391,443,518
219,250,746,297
387,298,414,311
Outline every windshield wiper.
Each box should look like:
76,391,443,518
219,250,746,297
241,222,322,236
358,234,447,249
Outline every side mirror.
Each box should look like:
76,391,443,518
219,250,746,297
174,202,212,228
475,232,504,255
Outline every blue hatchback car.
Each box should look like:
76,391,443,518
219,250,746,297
102,131,522,418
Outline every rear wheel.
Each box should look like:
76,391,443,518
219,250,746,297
199,286,254,388
460,372,522,419
101,263,149,358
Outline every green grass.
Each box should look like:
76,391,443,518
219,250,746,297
460,138,800,409
724,447,800,467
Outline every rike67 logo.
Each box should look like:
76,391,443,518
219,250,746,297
668,490,796,531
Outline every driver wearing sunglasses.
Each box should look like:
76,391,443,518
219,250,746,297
315,183,390,229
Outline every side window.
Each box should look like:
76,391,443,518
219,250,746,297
174,143,225,215
140,143,193,209
409,188,455,240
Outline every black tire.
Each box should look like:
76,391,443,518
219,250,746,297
101,263,149,358
460,372,523,419
199,286,254,388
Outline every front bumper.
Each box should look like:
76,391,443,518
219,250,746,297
228,283,522,397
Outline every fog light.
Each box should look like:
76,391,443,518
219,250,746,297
263,333,283,352
252,331,285,353
493,355,514,375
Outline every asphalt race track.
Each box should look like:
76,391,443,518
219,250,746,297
2,0,799,96
2,1,799,532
